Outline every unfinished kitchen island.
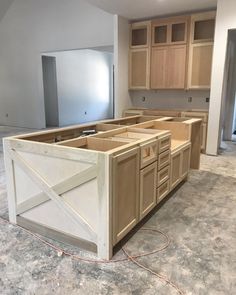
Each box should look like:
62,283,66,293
4,119,193,260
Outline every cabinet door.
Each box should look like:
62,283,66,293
130,21,151,48
113,148,140,244
140,162,157,219
188,43,213,89
129,49,150,89
168,45,187,89
170,150,181,189
151,47,168,89
152,23,169,46
181,144,191,178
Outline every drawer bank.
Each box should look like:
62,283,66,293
4,116,200,259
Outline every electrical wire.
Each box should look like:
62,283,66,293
0,216,185,295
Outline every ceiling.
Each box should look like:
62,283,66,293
85,0,217,20
0,0,14,22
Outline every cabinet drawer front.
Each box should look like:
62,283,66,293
140,140,158,168
157,165,170,186
158,149,170,170
157,180,170,203
159,135,171,153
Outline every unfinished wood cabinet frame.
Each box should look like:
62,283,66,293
4,138,112,260
130,21,151,49
4,116,196,260
158,149,170,170
112,147,140,245
190,11,216,44
152,16,189,46
140,139,158,168
157,180,170,203
157,165,170,187
187,42,213,89
129,48,150,90
140,161,157,219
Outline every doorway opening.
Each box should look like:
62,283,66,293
221,29,236,145
42,46,114,128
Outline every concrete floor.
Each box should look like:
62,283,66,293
0,127,236,295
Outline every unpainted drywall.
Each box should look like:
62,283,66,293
207,0,236,154
46,49,113,126
114,15,132,117
0,0,113,128
130,90,210,110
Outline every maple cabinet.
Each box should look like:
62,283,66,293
170,143,191,190
188,11,216,89
112,147,140,244
151,45,187,89
140,161,157,219
130,21,151,48
150,16,189,89
129,48,150,89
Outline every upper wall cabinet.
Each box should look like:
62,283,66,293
128,11,216,91
129,48,150,89
130,21,151,48
151,15,189,89
188,11,216,89
152,16,189,46
129,21,151,89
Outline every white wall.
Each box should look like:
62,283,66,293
114,15,132,117
48,49,113,126
131,90,210,110
207,0,236,154
0,0,113,129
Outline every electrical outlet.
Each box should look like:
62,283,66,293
188,97,192,103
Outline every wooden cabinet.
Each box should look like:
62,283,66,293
150,15,189,90
112,148,140,244
140,162,157,219
181,144,191,178
170,143,191,189
129,48,150,89
152,16,189,46
170,150,182,189
181,111,208,152
140,139,158,168
188,11,216,89
130,21,151,48
151,45,187,89
151,47,168,88
129,21,151,89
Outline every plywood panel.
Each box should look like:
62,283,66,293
140,162,157,219
113,148,139,244
189,43,213,88
129,49,149,89
168,45,187,89
151,47,168,89
170,151,181,189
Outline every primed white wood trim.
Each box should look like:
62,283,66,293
9,148,97,243
17,165,97,215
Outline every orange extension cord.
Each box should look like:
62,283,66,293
0,217,185,295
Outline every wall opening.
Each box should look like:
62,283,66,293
221,29,236,145
42,47,114,127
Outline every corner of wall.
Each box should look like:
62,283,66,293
114,15,132,118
